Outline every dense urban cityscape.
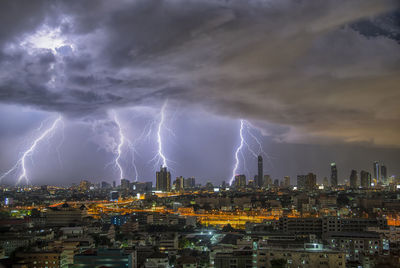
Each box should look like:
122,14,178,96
1,156,400,267
1,0,400,267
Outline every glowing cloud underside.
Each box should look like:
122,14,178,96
0,116,63,185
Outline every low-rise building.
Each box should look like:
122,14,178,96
73,248,136,268
214,249,253,268
0,236,34,256
255,243,345,268
15,251,62,268
45,203,84,227
144,252,169,268
325,231,382,262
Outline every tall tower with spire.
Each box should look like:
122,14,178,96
257,155,263,188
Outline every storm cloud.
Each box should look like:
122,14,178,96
0,0,399,146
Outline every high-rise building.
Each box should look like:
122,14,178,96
79,180,91,191
284,176,290,188
120,179,130,190
253,175,258,186
305,173,317,191
248,179,255,188
373,161,380,182
349,170,358,188
184,177,195,189
330,163,338,187
156,166,171,192
133,181,152,193
205,181,214,190
264,175,272,188
234,175,246,188
257,155,263,188
174,176,184,191
323,177,329,187
381,165,387,184
273,179,279,187
221,181,226,189
101,181,111,188
297,175,306,189
360,170,371,188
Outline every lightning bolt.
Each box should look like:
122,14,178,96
113,112,125,182
149,100,175,170
113,111,139,181
157,101,168,168
230,120,245,185
229,119,274,185
0,116,63,185
243,121,275,168
111,111,139,182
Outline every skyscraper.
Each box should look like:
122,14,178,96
156,166,171,192
349,170,358,188
373,161,380,182
323,177,329,187
330,163,338,187
221,181,226,189
297,175,306,189
264,175,272,188
305,172,317,191
234,175,246,188
184,177,195,189
101,181,111,189
174,176,184,191
121,179,130,190
257,155,263,188
381,165,387,184
283,176,290,188
360,170,371,188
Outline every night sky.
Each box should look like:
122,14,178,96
0,0,399,186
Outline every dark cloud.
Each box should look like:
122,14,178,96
0,0,52,46
352,10,400,42
0,0,399,147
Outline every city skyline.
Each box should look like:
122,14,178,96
1,1,400,267
0,1,399,186
0,101,399,186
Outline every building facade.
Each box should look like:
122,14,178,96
258,155,263,188
156,166,171,192
360,170,371,188
255,243,345,268
331,163,338,187
350,170,358,188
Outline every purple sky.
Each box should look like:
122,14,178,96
0,0,399,186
